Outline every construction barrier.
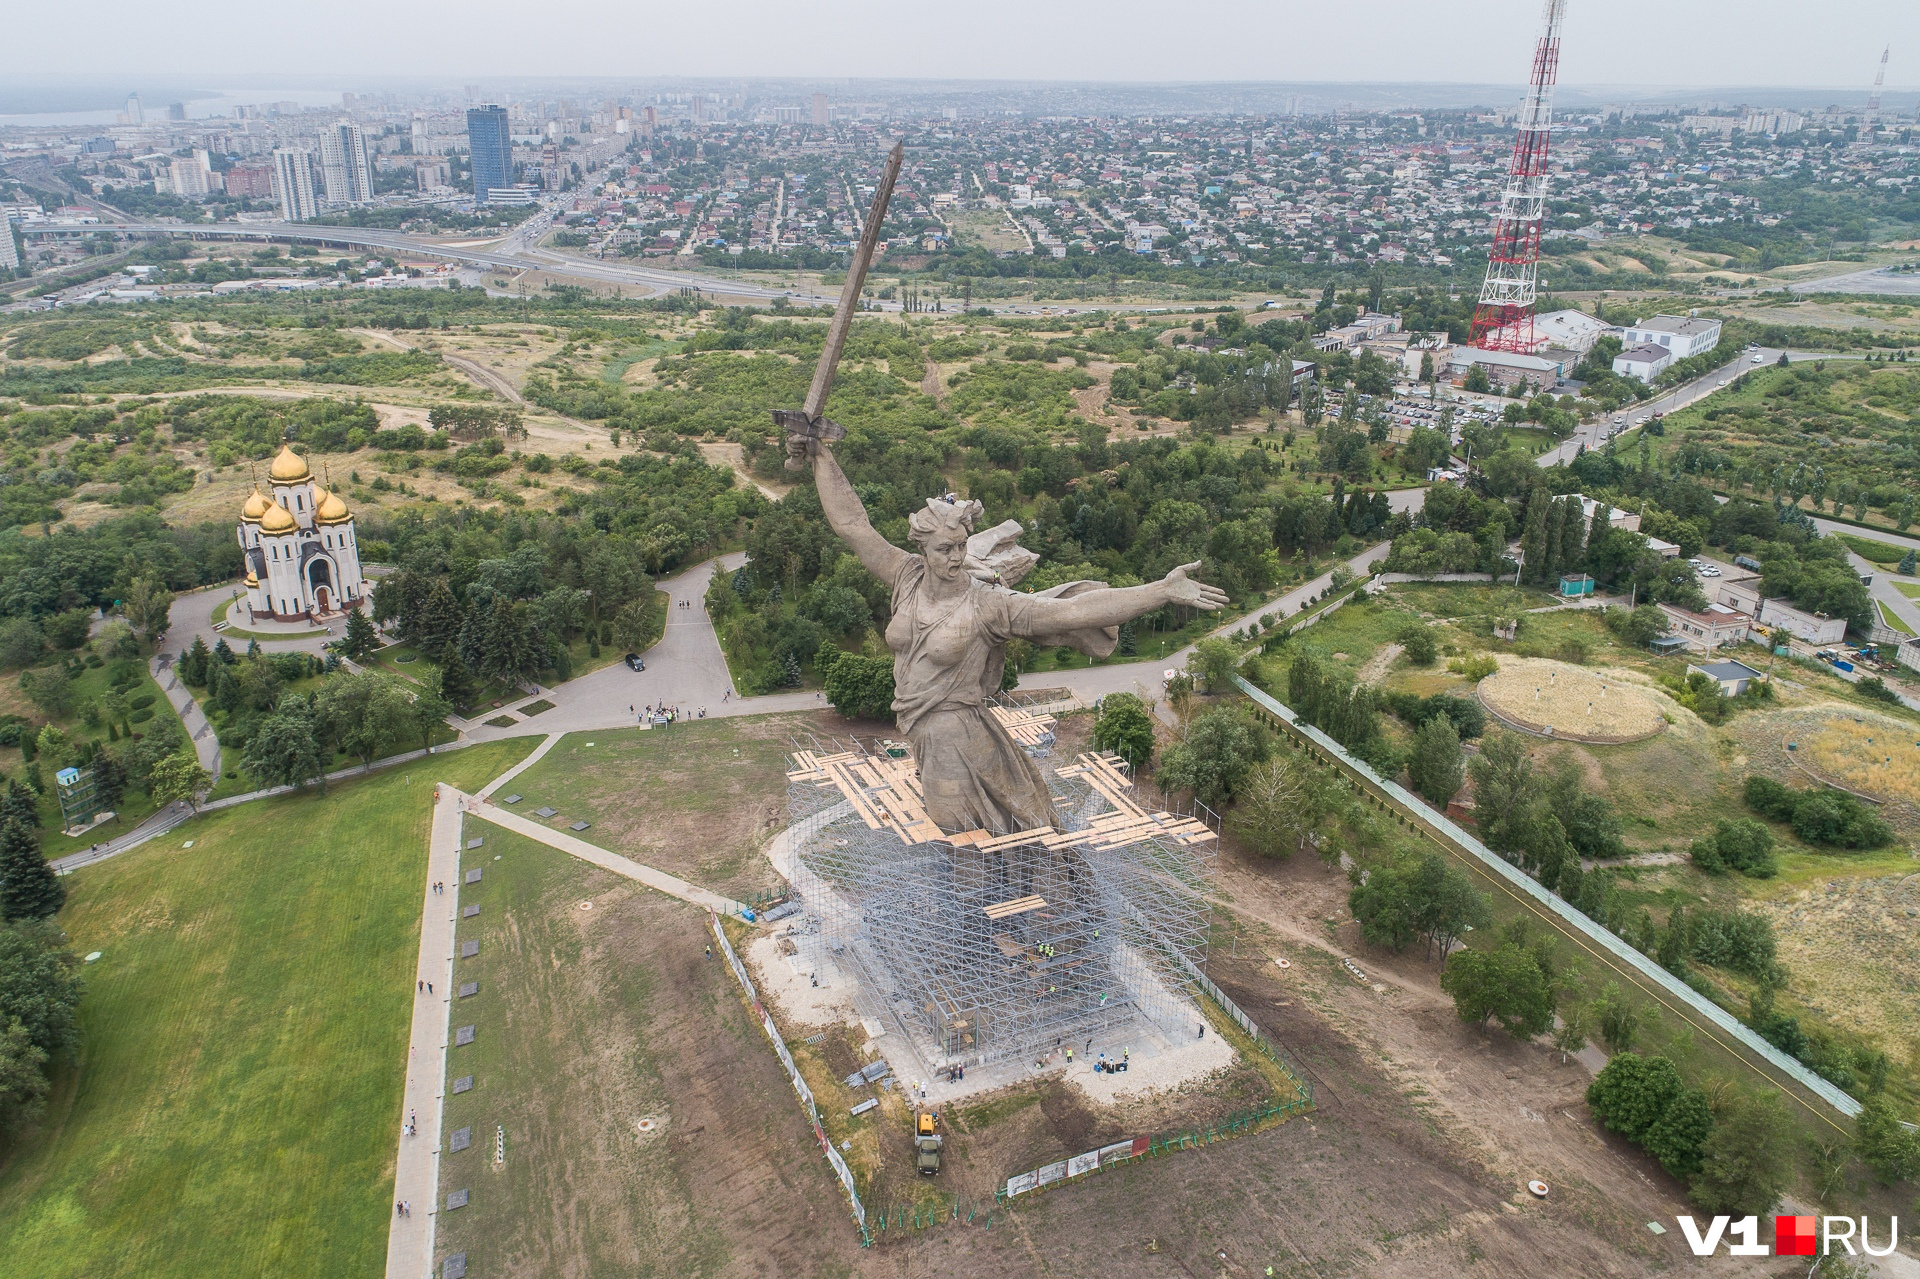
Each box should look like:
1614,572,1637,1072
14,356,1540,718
708,913,871,1239
1232,674,1863,1125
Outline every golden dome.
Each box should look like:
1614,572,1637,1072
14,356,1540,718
241,488,270,522
244,570,259,587
268,444,311,483
260,500,296,535
314,487,351,525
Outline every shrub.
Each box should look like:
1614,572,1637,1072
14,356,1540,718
129,708,154,724
1586,1053,1714,1182
1448,653,1498,680
1742,776,1892,849
1689,818,1776,877
129,693,156,711
1092,693,1156,770
1400,625,1438,666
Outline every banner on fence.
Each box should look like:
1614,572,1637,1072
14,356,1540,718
1103,1137,1146,1165
1006,1171,1037,1197
1036,1160,1067,1187
1067,1151,1099,1178
711,913,867,1231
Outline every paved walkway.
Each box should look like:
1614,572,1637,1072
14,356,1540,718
150,654,221,777
166,582,342,659
460,790,748,915
384,786,464,1279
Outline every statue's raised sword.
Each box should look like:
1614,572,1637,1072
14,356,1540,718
776,140,905,470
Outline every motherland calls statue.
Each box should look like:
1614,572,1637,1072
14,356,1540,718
791,433,1228,836
773,141,1228,838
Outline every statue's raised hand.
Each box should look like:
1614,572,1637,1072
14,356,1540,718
1162,561,1229,610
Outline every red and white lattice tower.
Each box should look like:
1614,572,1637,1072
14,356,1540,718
1471,0,1569,354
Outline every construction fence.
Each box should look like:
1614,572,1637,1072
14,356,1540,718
708,913,870,1237
1232,674,1863,1125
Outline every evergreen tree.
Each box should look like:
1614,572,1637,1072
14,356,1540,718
90,750,127,816
1,781,40,830
1587,502,1612,558
1899,548,1916,577
0,815,63,920
415,581,466,661
1519,489,1550,584
1406,714,1464,806
1558,497,1587,570
211,638,237,666
341,609,379,661
180,636,212,688
1540,496,1566,583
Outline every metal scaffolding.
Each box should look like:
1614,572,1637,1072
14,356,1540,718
784,704,1217,1068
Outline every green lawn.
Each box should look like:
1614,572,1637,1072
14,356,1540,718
1876,599,1915,635
1895,580,1920,601
1835,532,1910,566
0,738,536,1279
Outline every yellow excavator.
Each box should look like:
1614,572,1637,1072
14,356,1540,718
914,1110,943,1176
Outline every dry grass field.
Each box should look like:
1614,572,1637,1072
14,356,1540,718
1476,657,1668,742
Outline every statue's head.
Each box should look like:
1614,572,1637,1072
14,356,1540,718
908,495,982,583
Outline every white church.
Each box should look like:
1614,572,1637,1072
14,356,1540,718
236,444,367,621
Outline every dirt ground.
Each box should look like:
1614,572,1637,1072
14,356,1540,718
841,847,1782,1278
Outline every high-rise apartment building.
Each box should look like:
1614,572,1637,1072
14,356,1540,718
124,93,143,125
271,148,319,221
318,120,373,206
466,105,512,204
811,92,830,127
225,161,275,200
0,217,20,273
170,152,213,199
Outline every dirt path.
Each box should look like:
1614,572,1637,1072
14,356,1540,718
696,441,787,501
1356,642,1404,684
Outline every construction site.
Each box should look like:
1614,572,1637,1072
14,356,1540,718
776,697,1220,1077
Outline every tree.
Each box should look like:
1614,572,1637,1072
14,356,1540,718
1155,704,1271,807
0,618,43,671
1350,860,1423,951
1466,730,1533,856
1441,941,1555,1038
1690,1092,1793,1215
241,700,328,792
1900,548,1917,576
1854,1095,1920,1186
1399,624,1438,666
1411,851,1491,963
18,667,74,719
408,667,454,752
1092,693,1156,770
1406,714,1464,806
1188,637,1241,694
0,920,84,1136
42,609,92,652
1592,981,1642,1053
2,782,40,830
122,574,176,648
1553,1003,1591,1064
314,672,414,770
91,750,127,817
610,596,659,656
1230,753,1339,859
148,749,211,812
819,649,895,722
1464,363,1491,394
339,608,379,661
1586,1052,1714,1180
179,636,213,688
0,818,62,921
413,580,466,660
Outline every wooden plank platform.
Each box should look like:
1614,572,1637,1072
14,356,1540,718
788,746,1215,854
983,895,1047,920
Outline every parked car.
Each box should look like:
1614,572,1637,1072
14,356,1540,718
624,653,646,672
1750,354,1765,363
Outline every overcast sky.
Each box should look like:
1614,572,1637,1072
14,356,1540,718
5,0,1915,88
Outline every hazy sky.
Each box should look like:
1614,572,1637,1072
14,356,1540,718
5,0,1916,88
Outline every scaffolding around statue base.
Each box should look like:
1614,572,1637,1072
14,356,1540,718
785,707,1218,1068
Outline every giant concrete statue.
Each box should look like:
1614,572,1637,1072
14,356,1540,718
796,436,1227,836
774,140,1227,837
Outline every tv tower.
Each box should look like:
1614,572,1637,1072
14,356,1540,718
1866,45,1889,131
1471,0,1569,354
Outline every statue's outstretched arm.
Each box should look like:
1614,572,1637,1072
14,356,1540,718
810,442,910,581
1026,562,1228,632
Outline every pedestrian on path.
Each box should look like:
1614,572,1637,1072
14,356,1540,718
418,980,424,992
427,982,433,994
705,944,712,961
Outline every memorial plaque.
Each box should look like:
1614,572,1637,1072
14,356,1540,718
455,1025,475,1046
452,1075,473,1094
449,1126,471,1152
461,940,479,958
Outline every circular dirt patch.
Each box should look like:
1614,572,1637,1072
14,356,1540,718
1477,658,1666,743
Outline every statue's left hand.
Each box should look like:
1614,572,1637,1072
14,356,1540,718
1163,561,1229,610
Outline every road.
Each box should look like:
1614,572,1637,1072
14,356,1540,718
1788,266,1920,296
1531,347,1845,469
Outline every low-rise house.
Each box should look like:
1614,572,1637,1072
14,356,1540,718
1657,602,1752,652
1757,598,1848,645
1687,659,1766,696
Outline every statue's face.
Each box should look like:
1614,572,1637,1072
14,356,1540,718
923,529,968,583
